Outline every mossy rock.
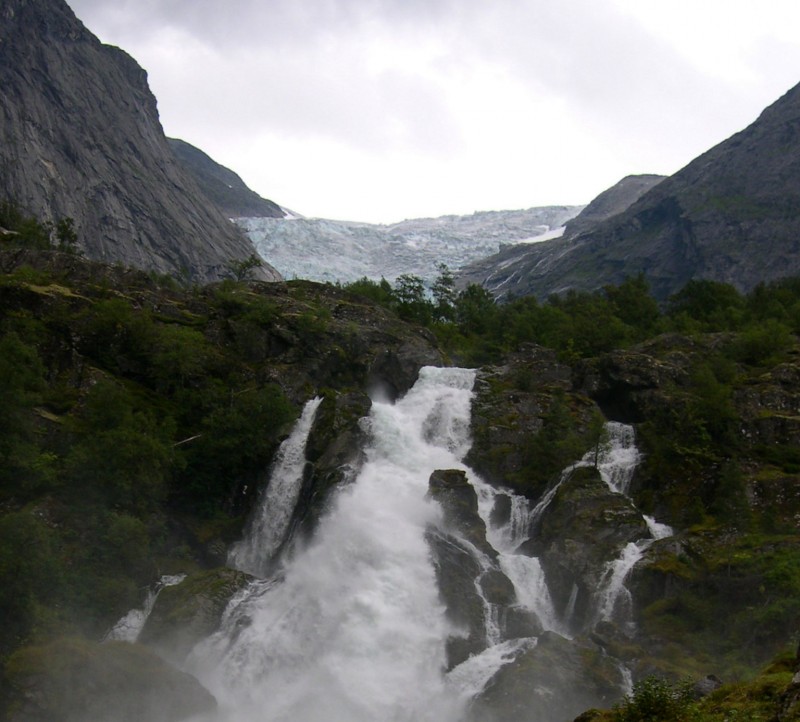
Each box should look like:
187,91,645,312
536,466,649,628
298,389,372,533
3,637,216,722
139,567,252,661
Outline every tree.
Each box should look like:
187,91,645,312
431,263,457,322
227,254,263,281
455,283,496,335
393,274,432,325
55,217,79,251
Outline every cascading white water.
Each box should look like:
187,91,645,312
499,554,562,632
189,367,478,722
591,425,674,628
228,397,323,576
594,422,641,495
473,480,564,635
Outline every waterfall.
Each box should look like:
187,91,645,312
595,541,644,628
594,422,641,495
499,554,562,632
590,428,674,628
473,481,565,635
228,396,323,576
520,420,641,533
189,367,477,722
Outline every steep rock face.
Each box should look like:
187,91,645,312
0,0,280,282
461,82,800,301
168,138,285,219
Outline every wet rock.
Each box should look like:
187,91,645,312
139,567,252,662
427,469,523,668
536,466,649,631
296,390,372,534
429,469,495,559
426,528,487,669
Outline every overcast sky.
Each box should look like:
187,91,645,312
67,0,800,224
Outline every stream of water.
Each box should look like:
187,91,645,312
138,368,674,721
189,368,479,721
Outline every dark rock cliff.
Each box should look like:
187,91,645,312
461,81,800,301
0,0,281,282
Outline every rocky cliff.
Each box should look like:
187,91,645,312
461,81,800,301
167,139,285,220
0,0,280,282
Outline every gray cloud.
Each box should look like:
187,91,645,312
65,0,800,221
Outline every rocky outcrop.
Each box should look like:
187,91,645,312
534,466,648,630
467,345,600,499
467,632,626,722
294,389,372,535
426,469,539,669
0,0,281,283
460,81,800,301
4,637,216,722
139,568,252,662
168,138,285,220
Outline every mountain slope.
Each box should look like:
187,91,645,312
462,82,800,301
0,0,280,282
458,175,662,297
167,138,285,219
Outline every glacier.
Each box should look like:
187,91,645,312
236,205,582,286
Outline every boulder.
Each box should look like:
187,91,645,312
139,567,252,662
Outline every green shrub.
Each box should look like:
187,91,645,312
613,676,699,721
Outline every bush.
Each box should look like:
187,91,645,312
613,676,698,721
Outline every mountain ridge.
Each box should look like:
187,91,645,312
460,81,800,301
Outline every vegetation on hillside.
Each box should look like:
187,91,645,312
342,269,800,366
1,205,799,717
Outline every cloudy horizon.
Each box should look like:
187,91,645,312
67,0,800,224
